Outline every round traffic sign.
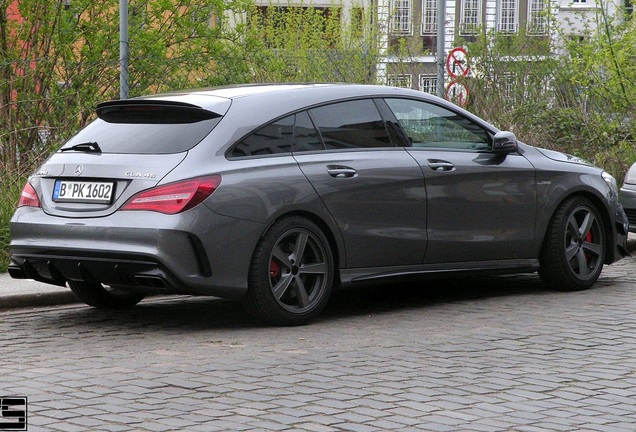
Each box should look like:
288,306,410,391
445,81,469,107
446,47,469,78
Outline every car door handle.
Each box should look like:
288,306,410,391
427,159,455,172
327,165,358,178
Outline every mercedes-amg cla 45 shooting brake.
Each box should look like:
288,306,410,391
9,84,630,325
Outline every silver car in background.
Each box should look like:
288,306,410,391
620,162,636,232
9,84,630,325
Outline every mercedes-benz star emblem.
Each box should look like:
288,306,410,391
74,165,84,176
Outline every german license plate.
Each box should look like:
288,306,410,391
52,180,114,203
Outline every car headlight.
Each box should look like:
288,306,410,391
603,171,618,197
624,163,636,185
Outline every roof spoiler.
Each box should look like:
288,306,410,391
96,99,222,124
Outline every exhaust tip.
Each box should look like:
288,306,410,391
134,274,168,289
8,265,27,279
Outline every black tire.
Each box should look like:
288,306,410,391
539,196,606,291
68,281,145,309
242,217,334,326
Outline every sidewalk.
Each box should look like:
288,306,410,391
0,273,78,310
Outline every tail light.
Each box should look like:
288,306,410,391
121,175,221,214
17,182,41,208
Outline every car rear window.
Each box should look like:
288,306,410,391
60,102,223,154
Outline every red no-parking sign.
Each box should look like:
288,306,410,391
446,47,469,78
445,81,469,108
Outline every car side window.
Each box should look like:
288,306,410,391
309,99,393,149
385,98,490,151
230,115,294,158
293,111,324,153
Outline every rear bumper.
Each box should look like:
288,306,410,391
9,207,264,299
9,251,182,292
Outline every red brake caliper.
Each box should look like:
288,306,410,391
269,260,281,279
584,231,593,264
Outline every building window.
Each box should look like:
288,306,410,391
388,74,413,89
254,6,342,47
527,0,547,34
504,73,515,100
390,0,412,35
350,7,366,37
569,34,587,43
499,0,518,33
460,0,481,35
418,75,437,94
421,0,436,34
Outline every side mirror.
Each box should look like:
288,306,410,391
492,131,518,154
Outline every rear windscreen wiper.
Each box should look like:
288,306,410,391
60,142,102,153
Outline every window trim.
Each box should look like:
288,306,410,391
418,74,437,95
527,0,547,35
498,0,519,33
420,0,437,35
387,74,413,89
389,0,413,35
459,0,482,35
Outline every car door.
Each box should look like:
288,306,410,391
384,98,537,264
292,99,427,268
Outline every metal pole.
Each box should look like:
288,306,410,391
119,0,129,99
436,0,445,98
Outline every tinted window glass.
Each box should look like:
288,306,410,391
230,115,295,158
63,117,221,155
385,98,490,150
97,103,220,124
293,111,323,153
309,100,393,149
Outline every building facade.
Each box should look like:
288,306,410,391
380,0,629,94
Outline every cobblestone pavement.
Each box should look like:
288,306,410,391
2,257,636,432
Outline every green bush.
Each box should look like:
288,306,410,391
462,23,636,184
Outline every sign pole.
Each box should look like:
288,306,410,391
120,0,129,100
436,0,445,98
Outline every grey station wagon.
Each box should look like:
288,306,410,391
9,84,630,325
